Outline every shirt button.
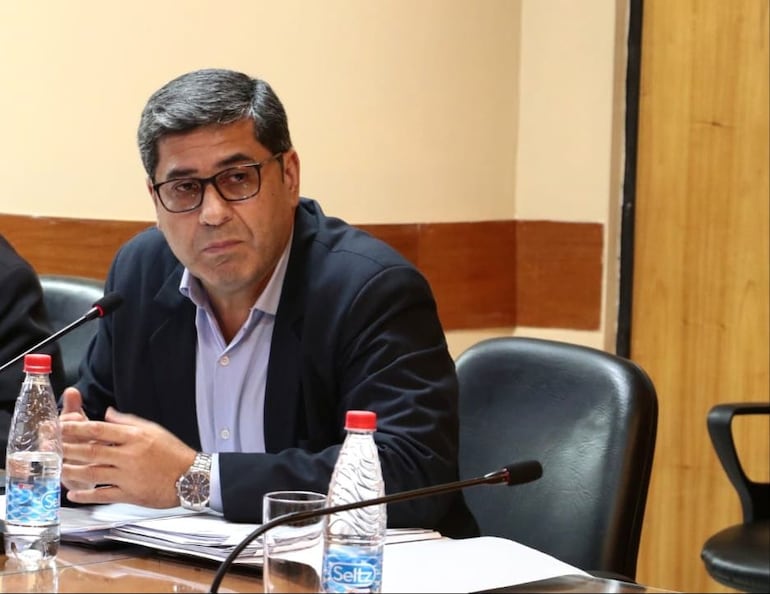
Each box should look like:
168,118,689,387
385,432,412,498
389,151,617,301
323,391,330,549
220,356,230,366
220,428,230,440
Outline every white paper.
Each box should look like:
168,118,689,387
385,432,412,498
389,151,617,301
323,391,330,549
3,495,583,591
0,494,199,533
381,536,588,593
108,513,442,565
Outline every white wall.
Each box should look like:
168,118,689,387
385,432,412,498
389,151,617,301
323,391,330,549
512,0,626,353
0,0,520,224
0,0,624,353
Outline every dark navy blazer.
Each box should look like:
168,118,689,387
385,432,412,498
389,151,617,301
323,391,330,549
0,235,66,467
75,198,478,538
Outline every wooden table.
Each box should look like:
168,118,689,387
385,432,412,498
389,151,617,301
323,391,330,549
0,544,260,593
0,543,676,593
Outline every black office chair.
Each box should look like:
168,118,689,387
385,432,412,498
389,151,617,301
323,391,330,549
39,274,104,388
455,336,658,583
701,402,770,593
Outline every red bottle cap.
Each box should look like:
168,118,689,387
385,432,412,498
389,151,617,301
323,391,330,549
23,353,52,374
345,410,377,431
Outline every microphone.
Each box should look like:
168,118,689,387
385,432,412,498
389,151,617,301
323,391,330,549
0,291,124,376
208,459,542,593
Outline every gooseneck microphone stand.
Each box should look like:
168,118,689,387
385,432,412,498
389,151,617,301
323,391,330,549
209,460,542,593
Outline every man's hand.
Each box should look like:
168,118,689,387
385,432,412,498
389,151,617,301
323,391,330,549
61,406,196,509
59,387,94,492
60,387,88,422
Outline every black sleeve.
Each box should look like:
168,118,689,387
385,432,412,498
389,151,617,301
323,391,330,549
220,265,477,537
0,247,66,464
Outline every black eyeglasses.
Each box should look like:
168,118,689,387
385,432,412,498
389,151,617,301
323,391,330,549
152,153,284,213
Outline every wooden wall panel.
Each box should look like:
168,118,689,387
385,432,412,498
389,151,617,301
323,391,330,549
0,214,602,332
0,215,151,279
418,221,517,329
515,221,603,329
632,0,769,592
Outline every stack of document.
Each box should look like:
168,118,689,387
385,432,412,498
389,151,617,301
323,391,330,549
0,495,442,566
109,515,590,592
0,494,442,566
2,496,590,591
108,513,442,566
0,495,200,545
60,502,200,537
109,513,266,564
5,496,436,564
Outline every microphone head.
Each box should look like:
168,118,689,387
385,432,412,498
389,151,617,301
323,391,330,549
92,292,124,317
501,460,543,486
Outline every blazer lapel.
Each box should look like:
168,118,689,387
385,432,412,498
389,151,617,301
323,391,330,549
149,268,201,450
264,204,315,452
264,313,303,452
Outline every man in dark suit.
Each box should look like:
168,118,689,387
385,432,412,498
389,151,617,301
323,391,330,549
0,234,66,465
59,68,477,538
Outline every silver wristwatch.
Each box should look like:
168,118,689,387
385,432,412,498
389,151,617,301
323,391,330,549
175,452,212,511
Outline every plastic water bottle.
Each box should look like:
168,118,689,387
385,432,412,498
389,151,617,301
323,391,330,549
4,353,62,567
321,410,386,593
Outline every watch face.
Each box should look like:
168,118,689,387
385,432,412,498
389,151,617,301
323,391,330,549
179,470,210,506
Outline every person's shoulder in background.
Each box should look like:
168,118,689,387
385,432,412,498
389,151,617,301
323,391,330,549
0,233,66,465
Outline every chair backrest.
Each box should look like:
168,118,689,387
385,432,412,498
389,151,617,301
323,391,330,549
39,274,104,388
455,336,658,581
701,402,770,593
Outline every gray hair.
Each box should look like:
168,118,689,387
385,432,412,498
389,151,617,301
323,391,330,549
137,68,293,178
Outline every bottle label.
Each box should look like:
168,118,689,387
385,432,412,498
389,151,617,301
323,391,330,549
5,477,60,524
322,545,383,592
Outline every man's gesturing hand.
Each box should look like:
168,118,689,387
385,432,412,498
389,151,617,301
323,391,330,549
61,406,197,509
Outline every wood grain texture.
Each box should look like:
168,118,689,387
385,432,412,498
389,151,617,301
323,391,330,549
514,221,603,329
0,215,151,279
0,215,602,332
0,544,676,592
633,0,770,592
418,221,518,329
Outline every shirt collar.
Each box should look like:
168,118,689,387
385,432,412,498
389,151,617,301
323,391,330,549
179,230,293,316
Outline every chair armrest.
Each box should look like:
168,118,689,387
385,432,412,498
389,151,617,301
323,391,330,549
708,402,770,523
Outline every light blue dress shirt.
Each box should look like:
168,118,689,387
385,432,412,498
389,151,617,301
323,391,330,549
178,235,292,511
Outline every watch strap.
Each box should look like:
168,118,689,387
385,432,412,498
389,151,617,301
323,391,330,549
189,452,212,474
177,452,213,510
